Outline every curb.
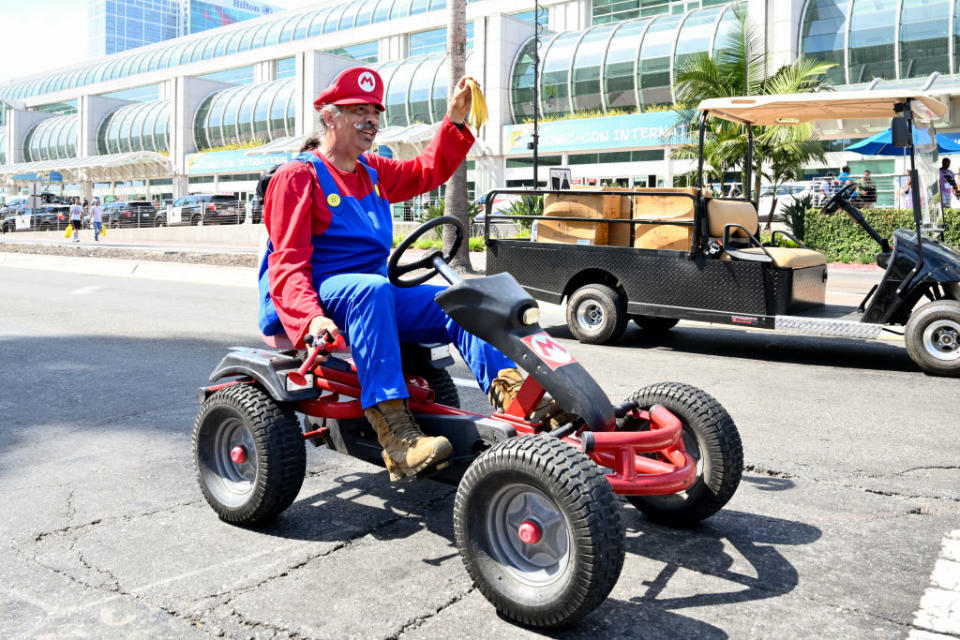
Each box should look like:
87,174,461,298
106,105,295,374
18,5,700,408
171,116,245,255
0,251,257,289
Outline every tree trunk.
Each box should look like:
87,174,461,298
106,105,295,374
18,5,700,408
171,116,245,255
444,0,473,274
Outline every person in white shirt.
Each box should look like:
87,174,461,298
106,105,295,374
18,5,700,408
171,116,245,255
69,198,83,242
89,199,103,242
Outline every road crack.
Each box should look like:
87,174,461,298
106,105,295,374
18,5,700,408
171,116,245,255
385,587,475,639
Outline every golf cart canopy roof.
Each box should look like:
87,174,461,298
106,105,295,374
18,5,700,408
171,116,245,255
698,90,947,126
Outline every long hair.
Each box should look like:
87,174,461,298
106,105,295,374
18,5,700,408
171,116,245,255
301,104,343,151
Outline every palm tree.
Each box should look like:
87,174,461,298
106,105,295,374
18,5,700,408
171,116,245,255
443,0,473,272
673,3,834,224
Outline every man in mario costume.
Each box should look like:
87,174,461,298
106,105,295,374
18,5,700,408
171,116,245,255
258,66,565,481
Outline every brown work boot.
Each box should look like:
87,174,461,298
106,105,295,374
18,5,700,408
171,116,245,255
488,368,576,429
365,399,453,481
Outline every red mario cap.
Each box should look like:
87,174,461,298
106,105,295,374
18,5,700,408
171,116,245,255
313,67,385,112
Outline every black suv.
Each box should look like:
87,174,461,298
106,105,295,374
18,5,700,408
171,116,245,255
168,194,244,226
102,201,159,228
1,204,72,232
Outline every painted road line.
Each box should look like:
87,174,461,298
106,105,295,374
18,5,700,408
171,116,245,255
452,377,480,389
909,529,960,638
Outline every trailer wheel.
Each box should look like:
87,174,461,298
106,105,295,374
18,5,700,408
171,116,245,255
905,300,960,377
623,382,742,527
632,315,679,334
566,284,627,345
193,384,305,525
455,436,625,627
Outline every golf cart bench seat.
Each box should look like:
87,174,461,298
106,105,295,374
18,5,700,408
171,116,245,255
707,199,826,269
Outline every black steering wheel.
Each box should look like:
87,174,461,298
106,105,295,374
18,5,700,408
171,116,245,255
388,215,463,287
820,182,858,215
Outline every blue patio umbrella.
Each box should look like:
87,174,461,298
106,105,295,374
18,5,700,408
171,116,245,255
845,128,960,156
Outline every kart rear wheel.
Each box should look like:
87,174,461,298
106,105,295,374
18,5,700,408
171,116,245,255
905,300,960,377
624,382,742,527
566,284,627,345
193,384,305,526
454,436,625,628
418,367,460,408
632,315,679,334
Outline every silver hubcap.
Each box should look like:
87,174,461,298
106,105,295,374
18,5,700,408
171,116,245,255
213,417,257,496
484,484,571,587
576,300,605,332
922,319,960,361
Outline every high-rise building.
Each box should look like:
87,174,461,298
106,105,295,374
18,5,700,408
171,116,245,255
88,0,277,57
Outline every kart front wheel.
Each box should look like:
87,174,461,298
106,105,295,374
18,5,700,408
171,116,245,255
454,436,625,627
193,384,305,526
624,382,742,527
905,300,960,377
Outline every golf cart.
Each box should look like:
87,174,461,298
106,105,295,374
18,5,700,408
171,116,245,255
483,91,960,376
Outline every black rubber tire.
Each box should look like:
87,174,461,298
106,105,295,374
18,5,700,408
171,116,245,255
110,220,120,229
905,299,960,377
154,216,166,227
624,382,742,527
566,284,627,345
418,367,460,408
40,222,52,231
632,315,679,334
192,214,202,226
454,436,625,628
193,384,305,526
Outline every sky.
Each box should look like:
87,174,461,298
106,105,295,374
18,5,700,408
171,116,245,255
0,0,313,86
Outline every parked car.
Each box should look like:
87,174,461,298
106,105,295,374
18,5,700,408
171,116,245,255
167,194,244,226
757,182,814,221
0,204,71,232
102,200,159,228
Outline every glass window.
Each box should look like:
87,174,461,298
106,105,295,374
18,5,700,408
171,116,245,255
800,0,849,85
385,57,420,127
155,105,169,152
340,1,363,29
193,94,214,150
325,5,348,32
279,15,299,42
356,0,375,26
221,89,246,145
238,85,264,141
410,0,430,15
251,23,271,50
898,0,949,77
711,4,737,59
117,107,134,153
277,57,297,79
205,91,230,148
107,107,123,154
253,86,272,141
68,119,78,157
409,54,443,123
848,0,897,82
225,30,245,55
428,0,446,10
510,37,538,121
638,14,682,108
293,11,315,39
374,60,401,126
264,19,285,46
372,0,392,23
572,24,617,112
540,32,580,116
237,26,258,52
605,19,648,110
308,9,329,36
270,83,293,139
674,6,723,75
392,0,412,19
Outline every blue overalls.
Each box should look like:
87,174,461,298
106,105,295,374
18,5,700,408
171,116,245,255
258,153,515,409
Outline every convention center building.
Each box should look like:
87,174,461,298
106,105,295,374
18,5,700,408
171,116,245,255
1,0,958,216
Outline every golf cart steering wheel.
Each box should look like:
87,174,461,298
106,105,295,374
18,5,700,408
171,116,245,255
388,215,463,287
820,182,858,215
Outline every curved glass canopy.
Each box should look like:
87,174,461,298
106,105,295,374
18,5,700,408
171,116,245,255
23,116,78,162
97,100,170,155
373,51,477,127
0,0,464,103
0,128,6,165
801,0,960,85
510,5,732,121
193,78,296,151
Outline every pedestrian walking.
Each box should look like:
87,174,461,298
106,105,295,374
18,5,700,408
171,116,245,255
89,199,103,242
940,158,958,208
69,198,83,242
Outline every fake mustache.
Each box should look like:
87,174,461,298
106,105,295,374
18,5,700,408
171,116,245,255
353,121,379,134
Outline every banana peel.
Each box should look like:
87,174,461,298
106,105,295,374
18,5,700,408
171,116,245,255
466,78,488,136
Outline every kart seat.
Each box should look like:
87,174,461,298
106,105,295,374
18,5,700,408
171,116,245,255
707,199,826,269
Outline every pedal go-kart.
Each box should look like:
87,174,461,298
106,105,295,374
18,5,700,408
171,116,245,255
193,216,744,627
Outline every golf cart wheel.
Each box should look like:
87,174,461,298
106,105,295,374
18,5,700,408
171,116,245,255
905,300,960,377
632,315,679,334
193,384,305,526
566,284,627,345
454,436,625,628
624,382,742,527
419,367,460,408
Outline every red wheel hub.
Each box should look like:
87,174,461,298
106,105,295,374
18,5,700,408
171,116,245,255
230,445,247,464
517,520,541,545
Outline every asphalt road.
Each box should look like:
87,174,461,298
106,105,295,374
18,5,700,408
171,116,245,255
1,258,958,640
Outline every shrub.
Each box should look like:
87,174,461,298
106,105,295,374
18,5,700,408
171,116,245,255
803,207,960,263
781,194,813,242
504,195,543,230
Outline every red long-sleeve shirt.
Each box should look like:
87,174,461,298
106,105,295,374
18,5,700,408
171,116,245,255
263,115,475,347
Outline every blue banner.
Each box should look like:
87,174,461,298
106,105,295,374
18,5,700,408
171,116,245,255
503,111,690,155
12,171,62,182
185,149,293,175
